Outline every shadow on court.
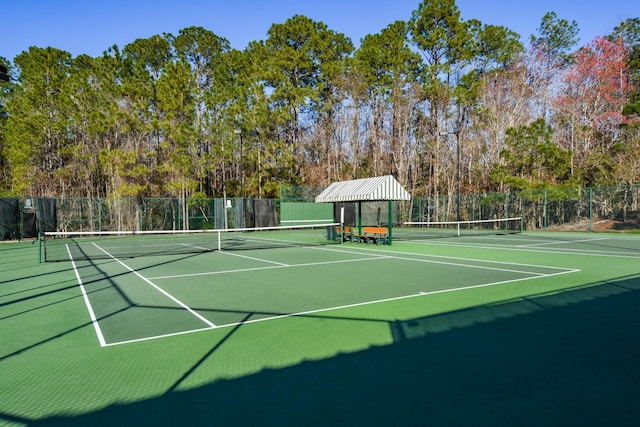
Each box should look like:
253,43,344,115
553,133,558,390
21,276,640,426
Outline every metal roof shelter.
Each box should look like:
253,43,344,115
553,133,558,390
315,175,410,244
314,175,411,203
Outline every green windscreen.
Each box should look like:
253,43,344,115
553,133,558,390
0,198,20,240
280,202,333,226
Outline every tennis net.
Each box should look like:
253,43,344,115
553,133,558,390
393,217,522,240
42,223,340,262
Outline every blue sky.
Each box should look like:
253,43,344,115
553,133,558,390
2,0,638,62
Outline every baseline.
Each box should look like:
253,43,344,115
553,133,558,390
308,244,576,275
401,237,640,259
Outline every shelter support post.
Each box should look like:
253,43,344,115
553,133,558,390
387,199,392,245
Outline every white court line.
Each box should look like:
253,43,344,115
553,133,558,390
181,243,212,251
313,245,557,275
149,256,391,280
103,325,216,347
313,244,575,273
402,239,640,259
106,266,579,346
67,244,107,347
91,242,217,329
373,253,552,276
213,268,578,329
516,237,609,248
150,242,573,280
219,250,289,266
88,240,581,346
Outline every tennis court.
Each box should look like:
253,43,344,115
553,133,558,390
2,226,640,425
68,233,578,346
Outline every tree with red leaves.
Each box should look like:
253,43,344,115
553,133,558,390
553,36,633,183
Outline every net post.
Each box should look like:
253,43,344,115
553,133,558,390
387,199,393,245
217,229,221,251
340,206,344,244
38,232,42,263
456,221,461,237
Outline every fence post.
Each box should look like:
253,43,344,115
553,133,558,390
472,194,476,221
505,192,509,219
589,187,593,232
178,197,182,231
543,189,547,230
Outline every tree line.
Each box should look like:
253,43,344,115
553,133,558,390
0,0,639,204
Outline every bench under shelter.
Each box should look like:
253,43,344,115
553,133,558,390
315,175,411,245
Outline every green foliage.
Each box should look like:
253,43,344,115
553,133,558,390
610,18,640,119
410,0,474,98
0,10,637,202
5,47,77,194
531,11,580,65
355,21,420,94
490,119,572,190
263,15,353,123
470,22,523,71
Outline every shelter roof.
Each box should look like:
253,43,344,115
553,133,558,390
315,175,411,203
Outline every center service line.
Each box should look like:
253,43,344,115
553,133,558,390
91,243,217,328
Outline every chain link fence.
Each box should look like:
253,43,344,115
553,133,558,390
51,197,282,232
401,185,640,232
4,185,640,239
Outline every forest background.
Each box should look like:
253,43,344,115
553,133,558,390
0,0,639,204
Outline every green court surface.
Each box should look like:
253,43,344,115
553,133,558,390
1,231,640,425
